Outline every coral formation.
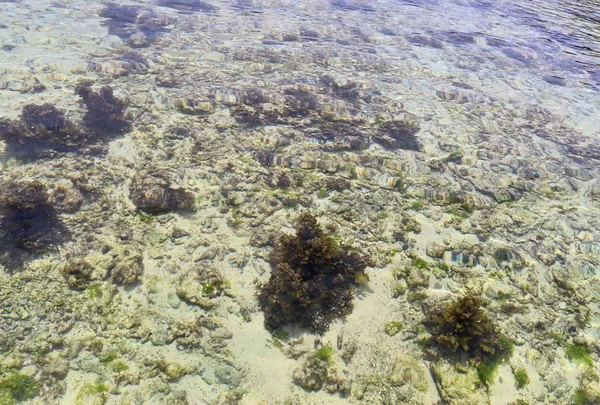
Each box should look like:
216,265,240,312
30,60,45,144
292,350,349,395
176,267,230,309
60,259,94,290
129,171,195,214
258,212,369,333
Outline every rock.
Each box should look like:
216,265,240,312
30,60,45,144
426,243,445,259
129,171,195,214
110,252,144,285
49,181,84,213
431,362,489,405
42,358,69,380
60,259,94,290
175,267,228,309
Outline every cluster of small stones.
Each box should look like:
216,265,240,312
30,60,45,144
0,0,599,404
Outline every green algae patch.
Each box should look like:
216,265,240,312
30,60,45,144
0,373,38,403
384,320,403,336
75,382,109,405
514,368,530,389
314,344,334,364
565,344,593,368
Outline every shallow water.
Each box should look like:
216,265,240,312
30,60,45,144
0,0,599,404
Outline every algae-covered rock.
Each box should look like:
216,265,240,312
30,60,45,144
175,267,229,309
292,355,348,395
75,382,109,405
432,362,489,405
129,171,195,214
0,104,87,153
0,373,39,403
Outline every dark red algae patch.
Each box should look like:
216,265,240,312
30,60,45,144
0,82,132,158
0,180,68,269
100,3,172,46
0,104,88,155
75,81,132,136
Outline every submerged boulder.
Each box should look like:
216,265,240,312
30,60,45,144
129,171,195,214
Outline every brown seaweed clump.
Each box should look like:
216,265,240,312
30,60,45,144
75,81,131,136
258,213,369,333
0,180,67,268
423,294,510,361
0,104,88,153
374,120,421,151
0,83,131,157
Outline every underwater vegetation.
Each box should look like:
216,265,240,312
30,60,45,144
0,180,67,268
423,294,514,387
424,294,511,361
257,212,369,333
513,368,530,389
0,82,131,157
331,0,375,12
0,373,38,403
374,120,422,151
0,104,87,154
565,343,594,368
75,81,131,136
129,171,195,214
156,0,217,13
99,3,172,47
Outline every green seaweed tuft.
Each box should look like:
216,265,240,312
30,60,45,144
314,344,334,363
0,373,38,402
514,368,530,389
565,344,593,368
411,257,429,270
75,382,109,405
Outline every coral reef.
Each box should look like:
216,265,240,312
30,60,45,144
431,362,488,405
176,267,230,309
257,212,369,333
129,171,195,214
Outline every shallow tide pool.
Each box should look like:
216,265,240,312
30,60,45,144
0,0,599,404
